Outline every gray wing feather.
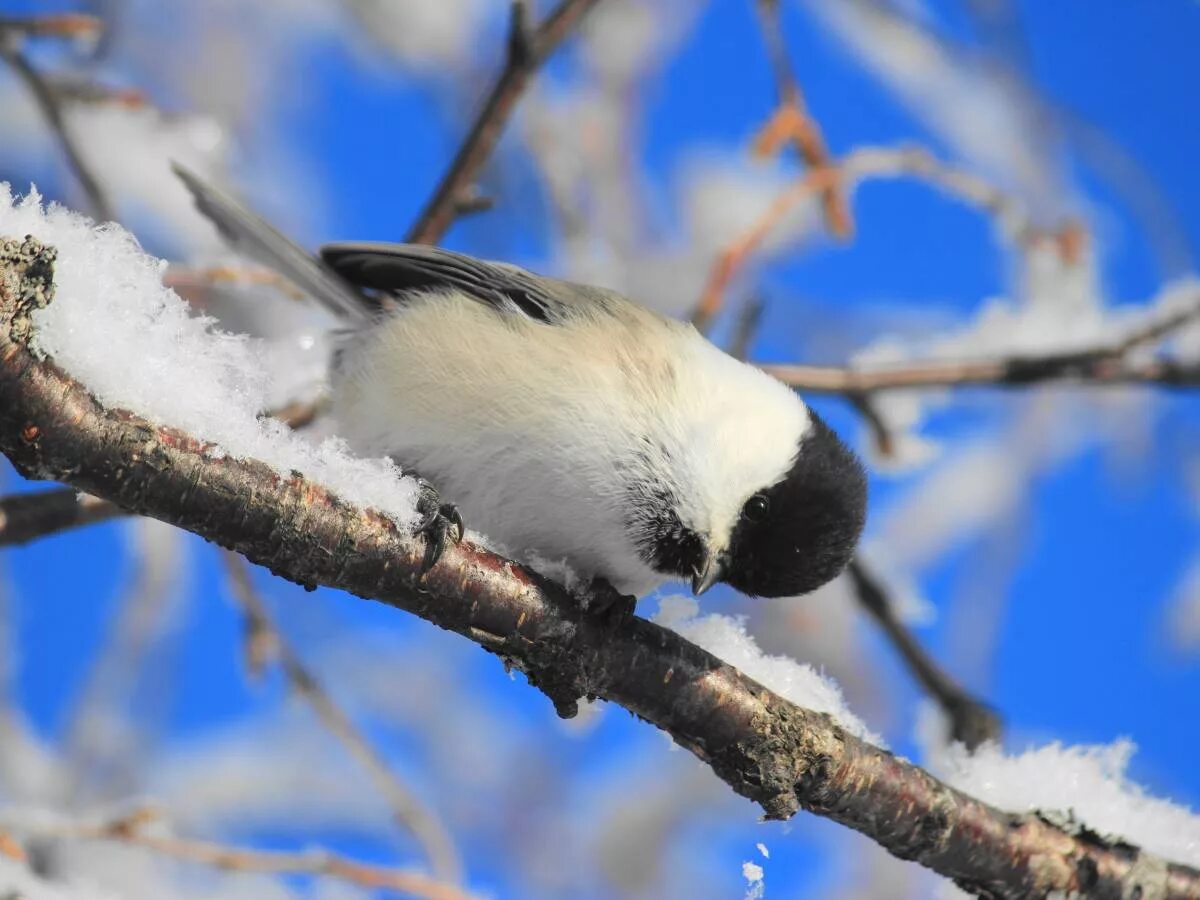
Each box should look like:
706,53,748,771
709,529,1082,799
172,163,371,322
320,242,623,325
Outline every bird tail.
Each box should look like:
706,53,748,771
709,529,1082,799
172,163,372,323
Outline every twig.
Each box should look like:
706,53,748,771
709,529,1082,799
728,295,767,362
692,144,1076,330
846,393,896,458
39,76,149,109
16,810,470,900
763,351,1200,393
0,488,123,546
847,560,1001,750
0,15,102,39
404,0,603,244
751,0,851,237
5,238,1200,898
0,37,113,222
762,288,1200,394
220,552,462,884
163,264,307,302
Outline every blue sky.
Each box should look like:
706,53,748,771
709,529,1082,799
2,1,1199,896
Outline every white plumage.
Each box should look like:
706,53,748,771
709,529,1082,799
331,288,810,595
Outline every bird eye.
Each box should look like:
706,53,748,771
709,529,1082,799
743,494,770,523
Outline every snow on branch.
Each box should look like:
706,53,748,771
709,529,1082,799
3,206,1200,897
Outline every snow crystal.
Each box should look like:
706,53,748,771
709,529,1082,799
742,860,764,900
0,185,420,527
652,596,880,743
920,708,1200,868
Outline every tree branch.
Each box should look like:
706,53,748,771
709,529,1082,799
0,486,123,545
404,0,602,245
0,28,113,223
692,144,1082,329
0,14,102,39
5,240,1200,898
763,349,1200,393
221,552,462,884
8,808,471,900
847,560,1001,750
763,288,1200,394
750,0,852,237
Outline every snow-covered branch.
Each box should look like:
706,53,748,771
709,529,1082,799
3,236,1199,899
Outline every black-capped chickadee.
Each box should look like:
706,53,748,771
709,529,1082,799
175,166,867,602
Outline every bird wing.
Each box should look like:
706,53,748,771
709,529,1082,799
172,163,372,323
321,242,625,326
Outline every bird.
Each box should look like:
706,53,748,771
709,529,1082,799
174,165,867,606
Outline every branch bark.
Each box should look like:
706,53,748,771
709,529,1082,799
404,0,602,245
3,238,1199,898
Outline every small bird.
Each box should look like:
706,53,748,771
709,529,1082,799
175,167,867,603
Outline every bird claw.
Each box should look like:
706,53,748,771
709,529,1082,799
414,480,464,579
585,577,638,630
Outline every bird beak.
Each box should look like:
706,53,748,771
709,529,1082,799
692,549,729,596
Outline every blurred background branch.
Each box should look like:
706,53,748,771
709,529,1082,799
405,0,602,245
0,15,111,222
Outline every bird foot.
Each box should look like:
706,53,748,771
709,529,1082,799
413,479,464,578
585,577,638,629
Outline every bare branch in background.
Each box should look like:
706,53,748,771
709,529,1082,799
762,294,1200,393
751,0,852,237
692,144,1083,329
163,264,307,303
847,560,1002,750
7,808,471,900
728,295,767,362
405,0,603,244
846,392,897,458
220,552,462,884
766,357,1200,392
4,240,1199,899
39,75,149,109
0,487,123,546
0,15,101,39
0,22,113,222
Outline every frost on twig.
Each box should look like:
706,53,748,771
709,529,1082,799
4,211,1200,897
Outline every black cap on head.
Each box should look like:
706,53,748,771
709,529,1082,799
725,411,867,598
